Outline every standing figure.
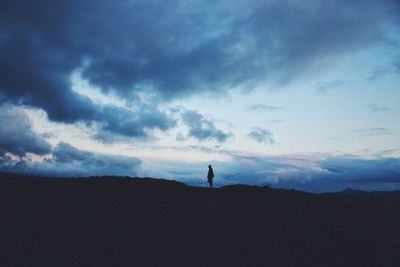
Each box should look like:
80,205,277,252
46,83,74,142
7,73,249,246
207,165,214,189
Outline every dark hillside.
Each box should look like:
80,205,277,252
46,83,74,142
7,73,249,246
322,189,400,212
1,173,399,267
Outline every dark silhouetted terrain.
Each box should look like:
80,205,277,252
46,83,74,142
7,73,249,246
1,172,399,267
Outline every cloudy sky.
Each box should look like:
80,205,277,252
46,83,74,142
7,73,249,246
1,0,399,192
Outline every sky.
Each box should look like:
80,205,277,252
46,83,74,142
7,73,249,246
1,0,400,192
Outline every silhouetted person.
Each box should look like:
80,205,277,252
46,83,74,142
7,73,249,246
207,165,214,189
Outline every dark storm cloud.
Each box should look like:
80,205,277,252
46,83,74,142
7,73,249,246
1,0,399,131
181,110,231,142
0,105,51,156
0,142,142,177
0,6,175,141
93,104,176,142
0,0,175,138
247,128,275,144
241,0,400,83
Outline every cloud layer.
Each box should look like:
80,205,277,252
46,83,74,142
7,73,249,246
1,0,399,133
0,105,51,156
0,142,142,177
146,154,400,192
0,104,142,177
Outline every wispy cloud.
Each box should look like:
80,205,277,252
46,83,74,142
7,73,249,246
181,110,232,142
373,148,400,157
367,67,391,81
316,80,344,93
354,127,393,136
247,128,275,144
368,103,392,113
248,104,283,111
265,120,285,125
368,57,400,81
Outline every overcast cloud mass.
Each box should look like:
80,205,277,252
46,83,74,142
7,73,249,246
0,0,399,191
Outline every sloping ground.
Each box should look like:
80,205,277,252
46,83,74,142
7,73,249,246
0,173,399,267
322,189,400,212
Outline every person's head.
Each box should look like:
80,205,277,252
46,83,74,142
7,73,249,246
208,165,212,168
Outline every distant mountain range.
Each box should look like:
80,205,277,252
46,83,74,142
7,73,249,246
1,172,399,267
